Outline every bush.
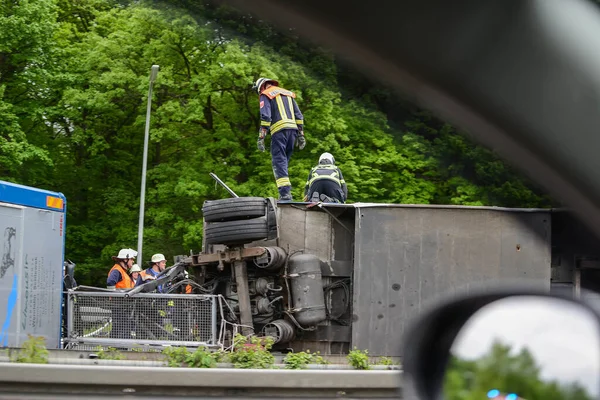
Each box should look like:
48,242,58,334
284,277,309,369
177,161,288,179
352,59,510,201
283,350,329,369
163,346,217,368
229,334,275,369
377,356,394,366
186,346,217,368
347,347,370,370
96,346,124,360
163,346,190,367
11,335,49,364
211,348,230,363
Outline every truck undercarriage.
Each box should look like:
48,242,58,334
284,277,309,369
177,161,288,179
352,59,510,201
64,197,352,352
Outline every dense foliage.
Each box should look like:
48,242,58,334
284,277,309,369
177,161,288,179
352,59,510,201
0,0,553,285
444,341,594,400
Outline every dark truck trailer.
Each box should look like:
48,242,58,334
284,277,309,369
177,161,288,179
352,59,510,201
268,203,600,357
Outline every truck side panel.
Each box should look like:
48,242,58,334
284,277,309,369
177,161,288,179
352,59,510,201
0,202,64,349
0,204,24,347
352,206,551,356
18,207,64,348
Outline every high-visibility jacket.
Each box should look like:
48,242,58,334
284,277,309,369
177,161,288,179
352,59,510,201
140,268,166,293
107,264,134,289
259,86,304,135
303,164,348,201
140,269,157,281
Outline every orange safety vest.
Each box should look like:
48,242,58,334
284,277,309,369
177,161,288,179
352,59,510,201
261,86,297,99
140,269,157,281
108,264,134,289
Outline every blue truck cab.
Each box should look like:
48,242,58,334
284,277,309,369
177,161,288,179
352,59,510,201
0,180,67,349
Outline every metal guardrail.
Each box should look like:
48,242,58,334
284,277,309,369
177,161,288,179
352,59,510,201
0,363,402,398
64,291,223,350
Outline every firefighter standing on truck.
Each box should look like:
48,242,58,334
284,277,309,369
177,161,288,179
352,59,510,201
253,77,306,202
303,153,348,204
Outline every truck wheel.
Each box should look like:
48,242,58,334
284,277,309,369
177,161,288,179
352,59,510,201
204,217,270,245
202,197,267,222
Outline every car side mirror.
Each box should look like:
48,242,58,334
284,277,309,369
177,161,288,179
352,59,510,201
402,288,600,400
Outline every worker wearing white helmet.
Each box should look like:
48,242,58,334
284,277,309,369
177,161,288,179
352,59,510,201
252,77,306,202
106,248,137,340
303,152,348,204
140,253,167,292
107,248,137,290
129,264,142,284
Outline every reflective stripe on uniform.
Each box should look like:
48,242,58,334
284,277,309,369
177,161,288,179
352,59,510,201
286,97,294,118
286,96,303,128
276,177,291,187
270,119,298,133
260,121,271,127
306,165,342,187
270,95,297,134
308,174,342,186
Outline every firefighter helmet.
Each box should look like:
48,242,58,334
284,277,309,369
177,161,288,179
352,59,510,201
252,77,279,94
114,248,137,260
151,253,166,263
130,264,142,273
319,152,335,165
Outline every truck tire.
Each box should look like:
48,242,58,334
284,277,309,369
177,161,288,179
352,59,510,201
202,197,267,222
204,217,270,245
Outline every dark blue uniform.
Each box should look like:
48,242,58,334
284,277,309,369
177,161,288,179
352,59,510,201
303,164,348,203
260,86,304,199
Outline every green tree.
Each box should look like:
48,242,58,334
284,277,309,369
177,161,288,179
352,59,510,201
444,341,594,400
0,0,57,180
0,0,555,285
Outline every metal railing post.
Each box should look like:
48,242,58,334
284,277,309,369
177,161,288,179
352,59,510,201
137,65,160,264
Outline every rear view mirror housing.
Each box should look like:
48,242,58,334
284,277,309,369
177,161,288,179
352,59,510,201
402,286,600,400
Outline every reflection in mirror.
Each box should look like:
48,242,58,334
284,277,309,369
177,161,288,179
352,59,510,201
444,296,600,400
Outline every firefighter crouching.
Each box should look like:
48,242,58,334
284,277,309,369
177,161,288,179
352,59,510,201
253,77,306,202
303,152,348,204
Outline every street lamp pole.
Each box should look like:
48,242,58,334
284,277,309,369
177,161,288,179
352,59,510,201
137,65,159,265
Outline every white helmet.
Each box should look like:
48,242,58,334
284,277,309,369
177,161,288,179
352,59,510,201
252,77,279,94
151,253,166,263
319,152,335,165
130,264,142,273
115,248,137,259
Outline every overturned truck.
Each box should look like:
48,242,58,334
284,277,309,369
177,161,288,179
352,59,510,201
65,197,556,356
189,198,552,356
65,196,600,357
